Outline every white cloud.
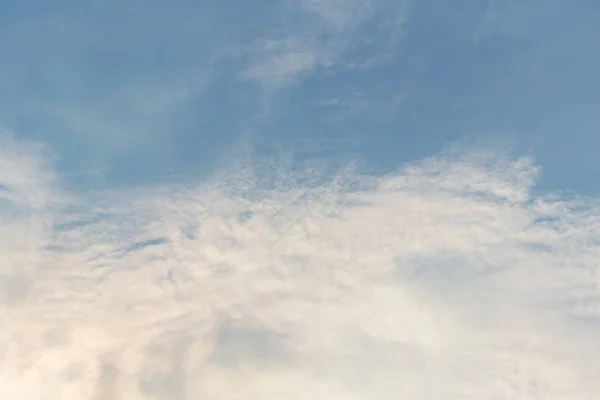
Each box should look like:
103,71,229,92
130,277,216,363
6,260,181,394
241,37,321,91
239,0,409,92
1,134,600,399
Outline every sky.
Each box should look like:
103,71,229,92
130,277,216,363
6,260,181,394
1,0,600,399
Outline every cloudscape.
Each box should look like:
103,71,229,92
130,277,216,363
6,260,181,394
1,0,600,399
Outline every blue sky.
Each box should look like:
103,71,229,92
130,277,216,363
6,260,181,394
2,0,599,192
2,1,600,399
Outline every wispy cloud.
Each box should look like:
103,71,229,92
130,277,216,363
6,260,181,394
39,73,211,152
319,91,407,125
239,0,409,92
473,0,501,45
0,3,216,153
1,134,600,398
0,0,411,179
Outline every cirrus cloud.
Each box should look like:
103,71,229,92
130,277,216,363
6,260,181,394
239,0,409,92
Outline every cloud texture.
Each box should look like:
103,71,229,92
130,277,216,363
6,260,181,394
1,134,600,399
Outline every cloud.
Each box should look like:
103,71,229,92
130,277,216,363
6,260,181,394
0,1,409,172
319,91,407,125
0,2,215,153
239,0,409,92
473,0,501,45
61,73,214,153
241,36,322,91
1,134,600,399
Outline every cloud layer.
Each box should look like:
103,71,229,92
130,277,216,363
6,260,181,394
1,135,600,399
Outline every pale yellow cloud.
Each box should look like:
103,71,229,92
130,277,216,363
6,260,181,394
1,135,600,399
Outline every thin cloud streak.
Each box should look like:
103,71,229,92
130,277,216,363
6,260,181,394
239,0,409,92
1,135,600,399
